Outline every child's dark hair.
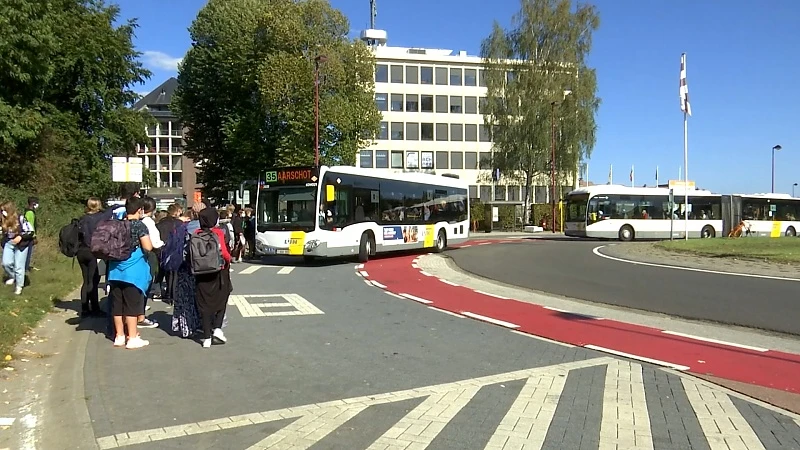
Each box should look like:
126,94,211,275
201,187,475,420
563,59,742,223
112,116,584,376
142,196,157,214
125,197,144,215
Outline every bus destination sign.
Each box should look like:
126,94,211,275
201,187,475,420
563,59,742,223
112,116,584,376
264,167,318,186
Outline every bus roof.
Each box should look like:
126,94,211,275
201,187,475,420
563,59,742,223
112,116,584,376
322,165,469,189
733,192,799,200
567,184,719,197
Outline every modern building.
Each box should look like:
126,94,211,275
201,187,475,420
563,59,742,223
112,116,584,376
357,25,573,206
133,77,202,209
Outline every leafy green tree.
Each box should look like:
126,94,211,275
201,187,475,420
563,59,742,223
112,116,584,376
173,0,381,196
480,0,600,222
0,0,151,202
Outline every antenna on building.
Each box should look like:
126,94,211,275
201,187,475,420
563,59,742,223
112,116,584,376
360,0,387,47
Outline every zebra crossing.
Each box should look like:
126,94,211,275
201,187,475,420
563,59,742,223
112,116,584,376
94,357,800,449
234,264,296,275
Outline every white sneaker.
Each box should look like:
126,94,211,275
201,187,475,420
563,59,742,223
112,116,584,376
5,279,14,285
212,328,227,343
202,338,212,348
14,287,22,295
113,335,126,347
125,336,149,349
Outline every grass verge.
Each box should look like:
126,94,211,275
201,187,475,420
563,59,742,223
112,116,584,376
656,238,800,264
0,238,80,363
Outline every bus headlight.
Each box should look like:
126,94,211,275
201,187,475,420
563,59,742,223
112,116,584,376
305,239,321,251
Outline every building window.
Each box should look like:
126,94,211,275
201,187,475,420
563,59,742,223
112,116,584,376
506,71,515,83
509,185,520,201
479,152,492,169
495,185,507,201
464,96,478,114
421,151,434,169
378,121,388,140
359,150,373,168
450,124,463,141
479,69,486,87
449,68,462,86
375,64,388,83
390,65,403,83
420,66,433,84
464,124,478,141
480,185,491,201
436,151,448,169
375,150,389,168
391,151,403,168
421,95,433,112
479,125,491,142
375,93,388,111
435,67,448,85
469,185,478,200
405,94,419,112
465,152,478,169
406,151,419,169
435,95,448,113
479,97,487,114
450,151,464,170
405,65,418,84
464,68,477,86
435,123,448,141
391,122,404,140
421,123,434,141
391,94,403,112
449,96,462,113
405,122,419,141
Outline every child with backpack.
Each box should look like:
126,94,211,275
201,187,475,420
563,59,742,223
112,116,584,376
191,207,232,348
1,201,35,295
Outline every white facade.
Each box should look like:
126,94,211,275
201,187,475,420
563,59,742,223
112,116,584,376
136,119,185,189
358,44,561,204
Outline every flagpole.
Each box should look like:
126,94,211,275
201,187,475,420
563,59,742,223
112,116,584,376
683,112,689,240
656,166,659,187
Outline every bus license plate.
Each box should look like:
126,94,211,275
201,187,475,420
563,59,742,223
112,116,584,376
277,249,289,255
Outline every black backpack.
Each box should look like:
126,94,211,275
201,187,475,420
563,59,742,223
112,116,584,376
58,219,81,258
188,230,224,275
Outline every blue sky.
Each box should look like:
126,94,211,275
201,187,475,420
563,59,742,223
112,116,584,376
118,0,800,196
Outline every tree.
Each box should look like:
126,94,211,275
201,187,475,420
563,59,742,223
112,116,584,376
480,0,600,223
0,0,152,202
172,0,381,196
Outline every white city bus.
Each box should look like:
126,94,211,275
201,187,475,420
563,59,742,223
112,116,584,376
722,193,800,237
564,184,723,240
253,165,470,262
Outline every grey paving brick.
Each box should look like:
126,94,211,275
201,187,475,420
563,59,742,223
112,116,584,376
731,396,800,449
541,364,605,450
643,367,711,450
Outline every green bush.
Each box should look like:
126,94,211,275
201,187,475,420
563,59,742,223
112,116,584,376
530,203,562,231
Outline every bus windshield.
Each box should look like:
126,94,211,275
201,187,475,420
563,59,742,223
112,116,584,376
257,186,318,232
565,194,589,223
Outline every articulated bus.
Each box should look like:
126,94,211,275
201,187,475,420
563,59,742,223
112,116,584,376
721,193,800,237
564,185,723,240
253,165,470,262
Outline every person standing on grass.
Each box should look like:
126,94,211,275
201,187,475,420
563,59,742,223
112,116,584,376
1,201,34,295
23,197,38,275
107,197,153,349
76,198,107,317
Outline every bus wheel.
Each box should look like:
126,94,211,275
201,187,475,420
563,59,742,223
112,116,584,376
786,226,797,237
434,229,447,253
701,225,716,238
358,232,372,263
618,225,634,242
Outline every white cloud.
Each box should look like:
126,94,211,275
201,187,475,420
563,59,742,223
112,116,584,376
141,50,182,71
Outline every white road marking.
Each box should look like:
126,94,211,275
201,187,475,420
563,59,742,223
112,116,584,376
229,294,323,318
0,418,15,426
370,280,387,289
363,279,373,286
599,360,654,449
461,311,519,329
248,404,368,450
427,306,465,318
95,359,613,449
237,265,295,275
355,264,364,270
593,245,800,282
277,266,294,275
439,279,459,286
398,293,433,304
543,306,569,313
411,263,419,268
385,292,405,299
238,265,262,275
460,244,472,248
510,330,576,348
661,330,769,352
419,270,434,276
477,242,491,245
473,290,510,300
682,378,766,450
359,270,369,277
584,345,690,371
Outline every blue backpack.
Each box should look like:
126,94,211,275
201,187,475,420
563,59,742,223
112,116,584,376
160,222,188,271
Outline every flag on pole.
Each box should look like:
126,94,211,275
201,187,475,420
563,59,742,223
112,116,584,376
608,164,613,184
655,166,659,185
680,53,692,116
630,165,634,186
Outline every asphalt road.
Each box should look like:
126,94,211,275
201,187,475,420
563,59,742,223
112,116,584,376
69,254,800,449
450,238,800,336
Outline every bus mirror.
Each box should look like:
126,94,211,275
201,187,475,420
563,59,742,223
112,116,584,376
326,185,335,202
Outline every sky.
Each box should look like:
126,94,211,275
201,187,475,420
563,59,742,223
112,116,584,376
116,0,800,196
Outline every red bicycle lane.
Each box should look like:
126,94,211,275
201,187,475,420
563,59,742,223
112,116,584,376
361,243,800,394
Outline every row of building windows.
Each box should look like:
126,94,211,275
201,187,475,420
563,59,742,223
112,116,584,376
470,185,571,204
359,149,492,171
377,122,491,142
376,64,486,87
376,93,487,115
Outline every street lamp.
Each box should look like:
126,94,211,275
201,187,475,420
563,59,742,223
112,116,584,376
771,145,781,193
793,182,798,197
314,55,328,168
550,89,572,233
